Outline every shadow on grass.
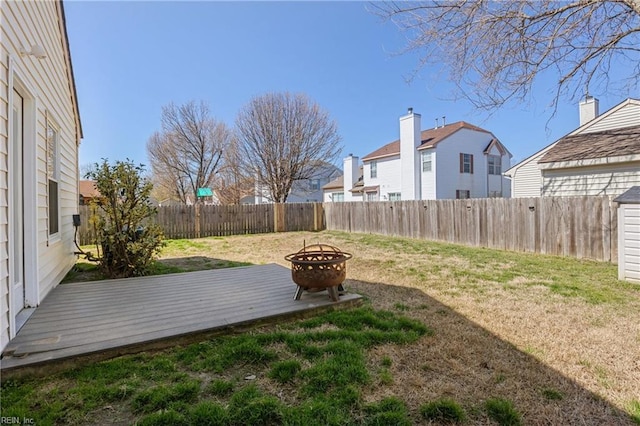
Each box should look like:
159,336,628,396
62,256,254,284
344,278,637,425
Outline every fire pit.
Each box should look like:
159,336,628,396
284,243,352,302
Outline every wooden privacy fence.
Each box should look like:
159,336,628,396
323,196,618,262
77,203,324,244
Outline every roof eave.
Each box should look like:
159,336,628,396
539,153,640,170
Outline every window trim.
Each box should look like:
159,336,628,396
388,192,401,201
332,192,344,202
488,154,502,175
459,153,473,174
370,160,377,179
365,190,378,202
421,151,432,172
47,112,61,240
456,189,471,199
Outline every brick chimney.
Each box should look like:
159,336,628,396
400,108,421,200
579,96,599,126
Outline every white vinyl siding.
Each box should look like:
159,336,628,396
542,163,640,197
577,101,640,134
618,203,640,283
1,0,80,351
362,155,401,199
506,140,560,198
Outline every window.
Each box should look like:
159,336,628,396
459,153,473,174
332,192,344,202
47,117,60,236
388,192,401,201
456,190,471,199
366,191,378,201
488,155,501,175
310,179,320,190
421,151,432,172
370,161,377,179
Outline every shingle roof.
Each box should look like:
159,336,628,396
539,125,640,163
322,175,343,190
79,180,100,198
361,121,491,161
613,186,640,204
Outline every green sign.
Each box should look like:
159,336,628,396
196,188,213,197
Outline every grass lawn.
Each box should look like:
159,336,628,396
3,230,640,425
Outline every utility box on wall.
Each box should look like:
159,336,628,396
614,186,640,284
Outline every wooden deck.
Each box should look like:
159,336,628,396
1,264,361,375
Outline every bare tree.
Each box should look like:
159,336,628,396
147,101,231,204
235,92,342,203
373,1,640,113
215,138,255,205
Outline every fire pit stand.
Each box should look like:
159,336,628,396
284,243,352,302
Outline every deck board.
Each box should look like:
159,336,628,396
1,264,361,373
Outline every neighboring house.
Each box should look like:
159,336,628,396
1,0,82,352
324,108,511,201
505,97,640,197
255,161,341,203
79,180,100,205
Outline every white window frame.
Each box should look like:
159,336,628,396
47,113,61,241
332,192,344,202
421,151,432,172
488,155,501,175
456,189,471,199
461,153,473,174
309,179,321,191
370,160,377,179
366,191,378,202
388,192,401,201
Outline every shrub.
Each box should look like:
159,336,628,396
420,398,466,423
86,159,164,278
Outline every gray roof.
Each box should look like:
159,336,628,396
613,186,640,204
540,125,640,163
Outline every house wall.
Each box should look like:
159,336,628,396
578,101,640,134
618,203,640,283
542,162,640,197
363,155,401,200
507,144,557,198
486,144,511,197
434,128,496,199
420,149,436,200
1,0,79,351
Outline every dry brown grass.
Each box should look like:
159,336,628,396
75,230,640,424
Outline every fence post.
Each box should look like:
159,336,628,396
313,203,324,231
274,203,286,232
195,203,201,238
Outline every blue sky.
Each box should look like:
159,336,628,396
65,1,637,172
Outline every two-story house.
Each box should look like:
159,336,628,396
324,109,511,201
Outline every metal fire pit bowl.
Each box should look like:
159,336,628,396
284,243,352,301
